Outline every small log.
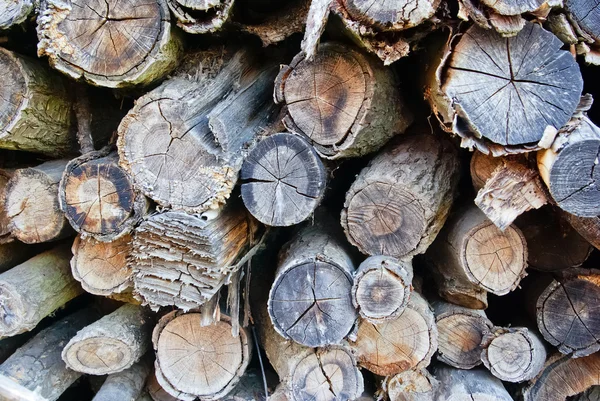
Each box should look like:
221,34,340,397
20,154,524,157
434,366,512,401
0,48,74,156
338,0,441,31
432,300,493,369
480,326,547,383
538,117,600,217
352,255,413,324
167,0,234,33
62,304,152,375
274,42,413,159
152,311,251,401
0,309,96,401
4,160,72,244
349,291,437,376
0,0,34,29
536,269,600,357
383,369,438,401
37,0,182,88
240,132,326,227
426,204,527,309
59,149,149,241
0,241,31,274
0,245,82,338
341,131,460,259
563,212,600,250
92,358,152,401
268,218,357,348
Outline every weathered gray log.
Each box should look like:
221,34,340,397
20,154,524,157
352,255,413,324
0,241,31,274
565,0,600,43
167,0,234,33
426,204,527,309
37,0,182,88
240,132,326,227
274,42,412,159
563,212,600,250
339,0,440,31
152,311,251,401
341,131,459,259
0,168,12,243
4,160,72,244
0,309,96,401
434,366,513,401
383,369,438,401
0,48,74,156
0,245,82,338
432,299,492,369
0,0,34,29
92,358,152,401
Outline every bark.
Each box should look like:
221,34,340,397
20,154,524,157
59,148,149,241
338,0,441,31
0,309,97,401
383,369,438,401
0,241,31,274
0,0,34,29
152,311,251,401
274,41,413,159
167,0,234,34
0,168,12,243
341,131,460,259
426,204,527,309
62,304,152,375
92,358,152,401
0,48,74,156
433,366,513,401
37,0,183,88
0,244,82,338
240,132,326,227
4,159,72,244
352,255,413,324
563,212,600,250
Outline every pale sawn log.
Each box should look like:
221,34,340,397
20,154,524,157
167,0,234,33
383,369,438,401
92,358,152,401
433,366,513,401
0,0,34,29
339,0,441,31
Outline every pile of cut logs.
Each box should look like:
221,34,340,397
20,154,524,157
1,0,600,400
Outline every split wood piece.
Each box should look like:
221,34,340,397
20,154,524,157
62,304,152,375
0,0,34,29
274,42,413,159
147,370,179,401
60,149,149,241
4,159,72,244
536,269,600,357
352,255,413,323
432,300,493,369
168,0,234,33
0,241,31,274
37,0,182,88
565,0,600,43
383,369,438,401
521,352,600,401
538,117,600,217
426,204,527,309
342,131,460,259
0,169,13,243
0,244,82,338
480,326,547,383
516,208,592,272
434,366,513,401
338,0,441,31
132,207,258,311
268,219,357,348
152,311,251,401
118,49,280,214
563,212,600,250
240,132,326,227
350,291,437,376
0,309,96,401
92,358,152,401
300,0,331,60
0,48,74,156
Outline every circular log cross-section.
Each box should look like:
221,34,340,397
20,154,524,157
37,0,182,88
352,255,414,323
565,0,600,42
385,369,438,401
443,22,583,147
0,0,34,29
167,0,235,33
240,133,326,227
153,312,251,401
340,0,441,31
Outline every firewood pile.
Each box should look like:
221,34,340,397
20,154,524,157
1,0,600,400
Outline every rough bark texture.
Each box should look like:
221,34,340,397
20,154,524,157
152,311,251,401
341,131,460,259
426,204,527,309
240,132,326,227
0,245,82,338
0,47,74,156
0,240,31,274
37,0,183,88
4,159,72,244
383,369,438,401
434,366,513,401
167,0,235,33
92,358,151,401
339,0,441,31
62,304,152,375
563,212,600,251
0,0,34,29
274,41,413,159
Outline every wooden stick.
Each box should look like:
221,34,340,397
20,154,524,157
92,358,152,401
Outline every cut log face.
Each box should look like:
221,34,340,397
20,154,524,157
168,0,234,33
340,0,441,31
480,0,545,15
352,255,414,323
240,132,326,227
384,369,438,401
37,0,182,88
434,366,513,401
565,0,600,42
0,0,34,29
152,311,251,401
443,22,583,147
275,42,412,159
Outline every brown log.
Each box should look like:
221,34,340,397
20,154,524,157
152,311,251,401
563,212,600,250
0,0,34,29
4,160,72,244
426,204,527,309
92,358,152,401
274,41,413,159
383,369,438,401
167,0,234,33
433,366,513,401
341,131,460,259
0,245,82,338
